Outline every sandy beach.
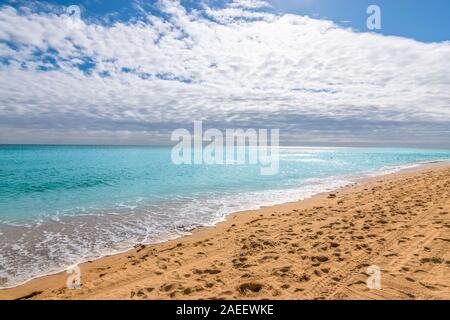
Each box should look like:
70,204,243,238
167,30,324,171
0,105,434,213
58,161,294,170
1,163,449,300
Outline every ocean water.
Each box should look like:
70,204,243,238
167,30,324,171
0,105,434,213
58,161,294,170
0,145,449,288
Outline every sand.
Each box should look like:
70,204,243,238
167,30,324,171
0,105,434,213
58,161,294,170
1,163,449,300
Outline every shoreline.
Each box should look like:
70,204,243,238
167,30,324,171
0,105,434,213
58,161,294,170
0,161,435,290
1,161,449,300
0,161,425,290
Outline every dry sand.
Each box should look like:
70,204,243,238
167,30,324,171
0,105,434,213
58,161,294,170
1,163,449,300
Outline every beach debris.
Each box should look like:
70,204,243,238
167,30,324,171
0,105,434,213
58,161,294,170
15,291,43,300
134,244,146,252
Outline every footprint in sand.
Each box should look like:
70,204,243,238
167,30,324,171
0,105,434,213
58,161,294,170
238,283,263,294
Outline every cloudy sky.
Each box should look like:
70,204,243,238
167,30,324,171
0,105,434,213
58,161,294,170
0,0,449,147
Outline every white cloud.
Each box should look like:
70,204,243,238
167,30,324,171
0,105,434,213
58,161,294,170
0,0,449,145
228,0,272,9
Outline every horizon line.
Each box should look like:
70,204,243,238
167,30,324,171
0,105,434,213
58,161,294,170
1,143,450,151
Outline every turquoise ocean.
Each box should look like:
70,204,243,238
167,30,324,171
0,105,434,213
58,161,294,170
1,145,449,288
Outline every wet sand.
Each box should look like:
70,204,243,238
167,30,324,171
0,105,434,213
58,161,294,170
1,163,449,300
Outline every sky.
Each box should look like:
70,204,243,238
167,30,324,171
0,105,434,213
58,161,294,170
0,0,449,147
